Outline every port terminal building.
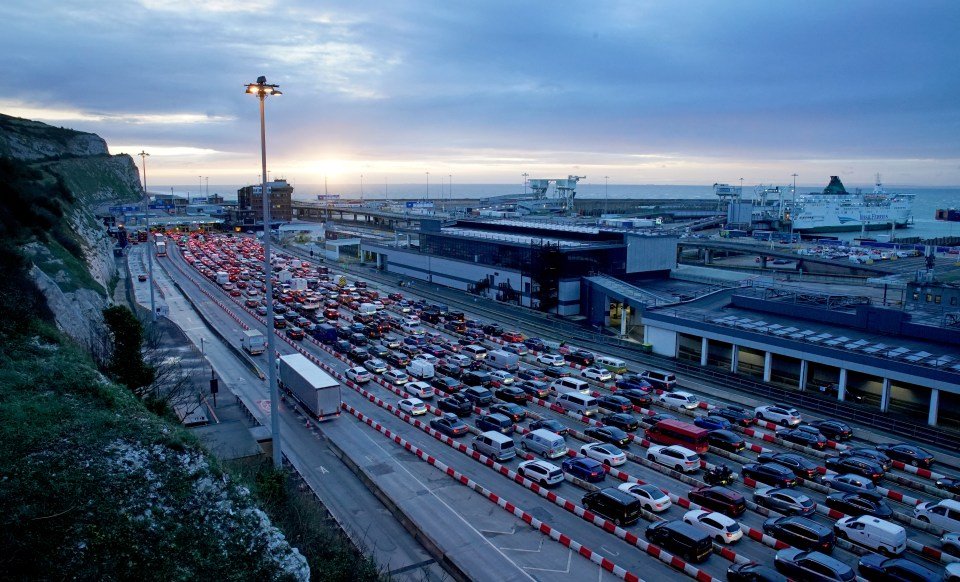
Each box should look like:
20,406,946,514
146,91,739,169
358,217,960,427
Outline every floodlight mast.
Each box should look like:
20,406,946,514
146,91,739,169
245,76,283,469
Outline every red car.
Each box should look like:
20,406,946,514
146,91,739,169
501,330,524,343
323,308,339,320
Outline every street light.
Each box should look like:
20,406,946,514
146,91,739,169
425,171,430,201
245,75,283,470
138,150,156,322
360,174,364,202
522,172,529,195
604,175,609,216
198,175,203,202
791,173,798,248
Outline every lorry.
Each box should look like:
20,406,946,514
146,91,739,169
155,240,167,257
216,271,230,285
311,322,338,344
241,329,266,355
277,354,341,421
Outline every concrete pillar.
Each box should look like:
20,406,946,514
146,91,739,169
620,302,628,337
701,337,709,367
704,249,712,265
798,360,808,391
880,377,891,413
928,389,940,427
837,368,848,401
730,345,739,373
763,351,772,382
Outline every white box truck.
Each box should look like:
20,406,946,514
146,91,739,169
216,271,230,285
277,354,341,421
241,329,266,355
487,349,519,372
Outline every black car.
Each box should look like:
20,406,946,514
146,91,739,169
543,365,571,378
529,418,568,436
384,351,410,368
615,375,654,393
462,370,493,388
583,426,631,447
516,367,547,382
602,413,640,432
596,394,633,413
757,452,821,481
727,562,788,582
523,337,547,352
437,394,473,417
489,402,526,422
741,463,797,488
639,412,677,429
763,515,835,553
332,339,352,353
481,322,504,336
462,385,494,406
875,443,935,468
857,555,942,582
347,347,371,363
936,477,960,494
774,549,854,582
516,380,550,399
824,455,885,482
436,362,462,378
838,447,892,471
366,344,390,359
494,386,528,405
707,429,746,453
429,413,469,437
564,350,595,367
807,419,853,441
825,492,893,518
713,405,755,427
616,387,653,406
778,426,827,450
431,376,464,395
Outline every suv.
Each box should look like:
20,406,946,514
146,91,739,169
644,521,712,564
763,515,835,553
639,369,677,389
462,385,494,406
475,413,514,435
582,488,642,527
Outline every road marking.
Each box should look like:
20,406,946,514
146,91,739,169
522,548,571,573
500,536,545,553
318,465,329,475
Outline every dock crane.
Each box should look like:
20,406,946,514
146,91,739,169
526,175,586,214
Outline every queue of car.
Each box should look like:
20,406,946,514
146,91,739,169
178,232,959,582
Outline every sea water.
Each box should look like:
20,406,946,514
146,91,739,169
160,182,960,240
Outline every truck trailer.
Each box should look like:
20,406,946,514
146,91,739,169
155,240,167,257
241,329,266,355
277,354,341,420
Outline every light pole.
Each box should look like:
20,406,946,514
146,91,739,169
245,75,283,469
604,175,609,216
791,173,798,248
360,174,364,202
138,150,156,322
448,174,452,211
198,175,203,202
425,171,430,201
522,172,529,195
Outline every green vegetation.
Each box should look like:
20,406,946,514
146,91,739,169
0,144,385,580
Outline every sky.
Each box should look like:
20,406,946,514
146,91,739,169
2,0,959,191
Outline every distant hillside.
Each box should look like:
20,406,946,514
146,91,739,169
0,115,312,581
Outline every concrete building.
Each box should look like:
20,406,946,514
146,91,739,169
361,218,678,317
237,179,294,224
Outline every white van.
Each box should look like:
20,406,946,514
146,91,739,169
549,377,591,395
595,355,628,375
472,431,516,461
487,349,520,371
462,344,488,360
521,429,568,459
833,516,906,556
406,359,436,379
556,391,599,416
358,302,377,315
